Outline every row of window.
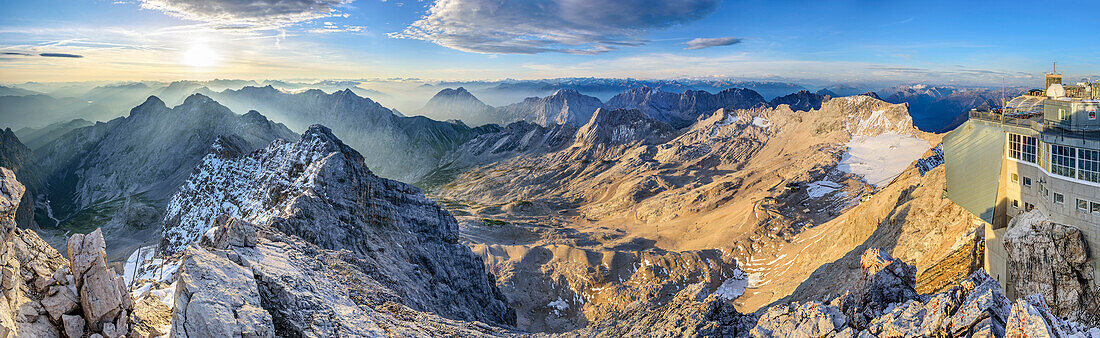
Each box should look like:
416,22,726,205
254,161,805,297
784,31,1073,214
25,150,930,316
1008,134,1038,163
1051,145,1100,183
1007,133,1100,184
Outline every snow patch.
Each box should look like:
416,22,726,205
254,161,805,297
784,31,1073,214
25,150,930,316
548,298,569,316
838,133,929,187
714,269,749,300
752,117,770,128
806,180,843,199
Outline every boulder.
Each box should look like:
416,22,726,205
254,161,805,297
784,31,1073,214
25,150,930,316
171,246,273,338
750,301,847,337
62,314,85,338
40,285,78,321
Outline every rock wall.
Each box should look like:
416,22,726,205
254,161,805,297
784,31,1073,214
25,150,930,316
1003,210,1100,325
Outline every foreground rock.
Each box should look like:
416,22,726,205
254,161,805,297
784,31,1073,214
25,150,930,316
569,248,1099,337
1003,210,1100,325
0,168,133,337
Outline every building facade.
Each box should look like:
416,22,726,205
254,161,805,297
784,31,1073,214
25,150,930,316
944,71,1100,298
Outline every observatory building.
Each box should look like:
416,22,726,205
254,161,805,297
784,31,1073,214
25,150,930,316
943,67,1100,298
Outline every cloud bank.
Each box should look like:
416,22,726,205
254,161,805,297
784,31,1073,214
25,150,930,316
139,0,349,28
684,37,742,50
391,0,719,54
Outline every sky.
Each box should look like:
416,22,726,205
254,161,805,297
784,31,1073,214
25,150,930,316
0,0,1097,84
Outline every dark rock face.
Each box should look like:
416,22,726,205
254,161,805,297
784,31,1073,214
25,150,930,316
768,90,828,111
0,129,39,230
606,87,766,128
1003,210,1100,324
159,125,515,331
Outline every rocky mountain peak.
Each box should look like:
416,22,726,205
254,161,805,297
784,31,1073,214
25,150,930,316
573,108,676,148
130,95,168,115
155,124,515,329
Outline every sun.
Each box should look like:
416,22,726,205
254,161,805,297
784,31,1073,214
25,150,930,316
181,45,221,68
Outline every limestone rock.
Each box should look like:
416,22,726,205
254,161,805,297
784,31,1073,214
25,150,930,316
171,246,273,338
750,301,847,338
1005,294,1067,338
833,248,921,330
1003,210,1100,324
62,314,85,338
41,285,78,321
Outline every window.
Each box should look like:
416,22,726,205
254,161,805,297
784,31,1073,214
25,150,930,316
1025,202,1035,211
1052,145,1077,178
1078,199,1089,211
1011,173,1019,183
1093,202,1100,213
1023,177,1032,187
1054,193,1064,204
1012,199,1019,208
1059,108,1070,120
1007,134,1037,163
1078,148,1100,183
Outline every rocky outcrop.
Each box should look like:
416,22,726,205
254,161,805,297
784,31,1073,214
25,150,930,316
0,168,133,337
68,229,133,335
831,248,921,330
0,129,39,230
142,125,515,335
570,248,1098,337
171,246,272,337
1003,210,1100,324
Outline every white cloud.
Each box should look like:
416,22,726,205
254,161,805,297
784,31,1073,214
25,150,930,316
684,37,742,50
139,0,351,28
390,0,719,54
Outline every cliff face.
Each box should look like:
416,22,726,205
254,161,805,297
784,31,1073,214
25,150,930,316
0,168,134,338
1003,210,1100,324
0,129,39,230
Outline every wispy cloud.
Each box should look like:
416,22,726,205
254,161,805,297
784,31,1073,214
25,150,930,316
138,0,352,29
684,37,742,50
39,53,83,58
1,51,84,58
391,0,720,54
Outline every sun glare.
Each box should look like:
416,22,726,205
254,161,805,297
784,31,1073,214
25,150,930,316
181,45,220,68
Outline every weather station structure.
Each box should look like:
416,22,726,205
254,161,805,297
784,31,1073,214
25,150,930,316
943,64,1100,298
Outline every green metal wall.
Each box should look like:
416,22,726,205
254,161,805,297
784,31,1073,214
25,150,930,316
944,120,1005,223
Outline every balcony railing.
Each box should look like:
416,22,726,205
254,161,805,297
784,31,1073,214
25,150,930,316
968,110,1100,142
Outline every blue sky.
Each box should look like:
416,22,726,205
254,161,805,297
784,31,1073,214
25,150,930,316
0,0,1097,84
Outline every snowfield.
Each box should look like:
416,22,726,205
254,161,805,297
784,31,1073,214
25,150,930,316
839,132,929,187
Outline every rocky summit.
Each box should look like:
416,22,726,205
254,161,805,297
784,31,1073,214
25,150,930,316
128,124,514,336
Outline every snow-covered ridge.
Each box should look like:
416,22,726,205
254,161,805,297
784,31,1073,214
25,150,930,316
160,125,358,253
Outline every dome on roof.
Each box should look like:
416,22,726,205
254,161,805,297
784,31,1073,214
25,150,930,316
1047,83,1066,98
1006,96,1044,114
